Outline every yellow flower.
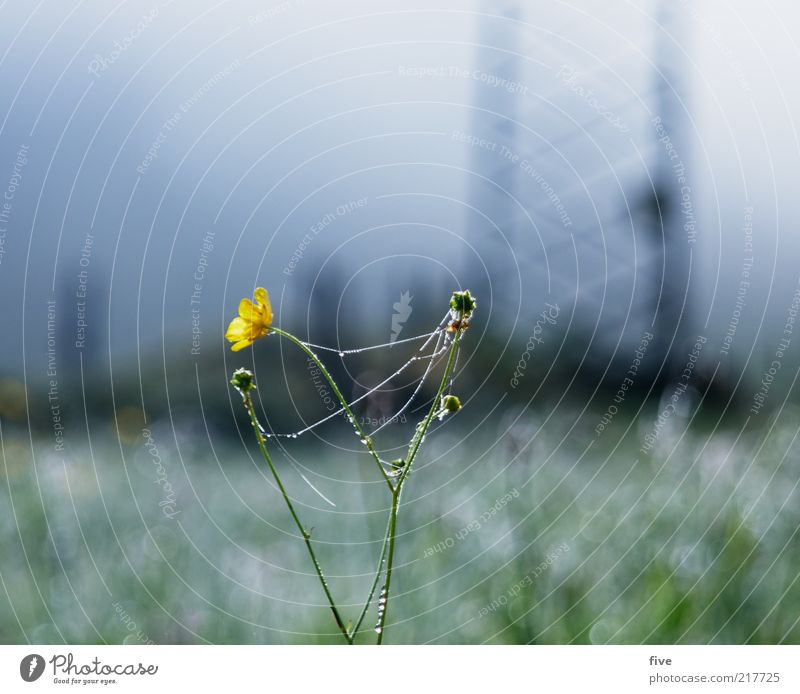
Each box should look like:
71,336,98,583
226,287,273,351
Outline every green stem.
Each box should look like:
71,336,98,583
242,390,352,644
272,327,395,492
376,488,400,644
376,328,462,644
350,513,392,641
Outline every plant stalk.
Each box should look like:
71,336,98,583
242,390,352,644
350,512,392,640
376,328,462,644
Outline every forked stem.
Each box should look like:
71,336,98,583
376,327,462,644
234,290,472,646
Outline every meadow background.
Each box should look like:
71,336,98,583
3,360,800,644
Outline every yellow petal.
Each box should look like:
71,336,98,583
227,288,272,350
239,298,259,321
255,288,273,328
230,338,253,352
226,317,250,342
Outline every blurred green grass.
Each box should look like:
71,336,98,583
1,404,799,644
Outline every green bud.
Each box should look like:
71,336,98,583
449,290,477,319
438,394,462,420
230,368,255,393
441,395,462,413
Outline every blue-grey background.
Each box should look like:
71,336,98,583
1,0,800,644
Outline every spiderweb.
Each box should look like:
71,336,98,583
265,311,455,442
254,310,462,507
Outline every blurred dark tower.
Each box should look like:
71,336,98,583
465,0,694,383
646,2,694,380
463,0,523,317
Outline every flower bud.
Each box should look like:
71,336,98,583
438,394,462,420
449,290,476,319
441,394,461,413
448,290,477,332
230,368,255,393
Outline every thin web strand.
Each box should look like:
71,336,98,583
302,330,438,355
368,329,447,438
289,459,337,507
299,310,451,356
265,337,450,439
